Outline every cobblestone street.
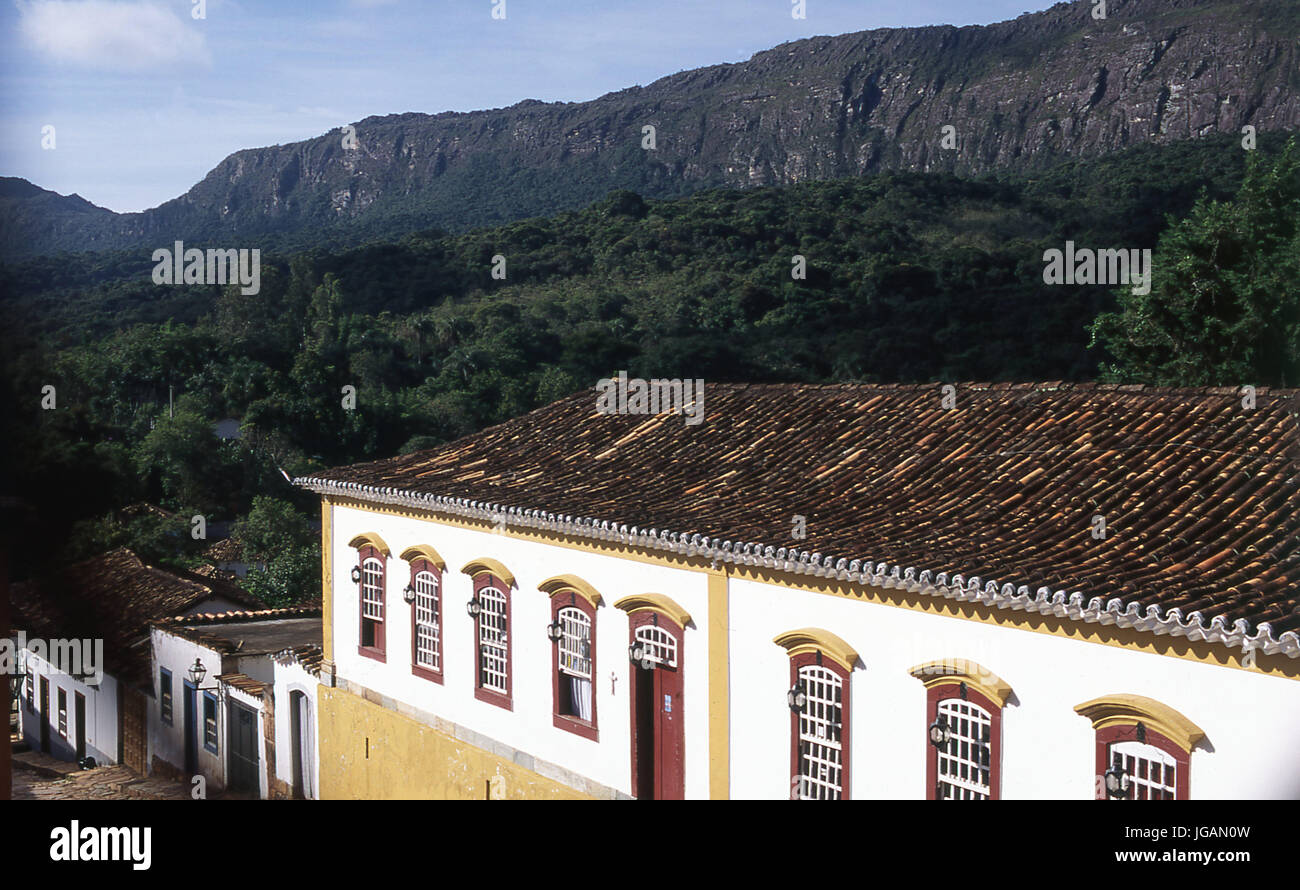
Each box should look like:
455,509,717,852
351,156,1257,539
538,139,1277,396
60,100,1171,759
9,730,191,801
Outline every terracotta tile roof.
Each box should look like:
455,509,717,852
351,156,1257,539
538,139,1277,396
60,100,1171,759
298,383,1300,659
10,548,265,682
203,537,244,562
215,672,269,700
153,605,322,657
272,643,324,677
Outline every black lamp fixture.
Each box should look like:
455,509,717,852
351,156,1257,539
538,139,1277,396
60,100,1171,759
350,566,362,584
546,619,564,643
466,597,482,618
928,715,951,748
787,680,808,713
1104,755,1131,799
186,658,207,688
628,640,654,671
403,583,416,605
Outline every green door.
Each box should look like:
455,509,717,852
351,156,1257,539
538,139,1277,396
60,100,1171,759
227,702,259,795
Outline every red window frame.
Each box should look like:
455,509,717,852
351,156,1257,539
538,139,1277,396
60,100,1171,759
1094,723,1189,800
356,544,386,662
789,651,851,801
551,592,597,740
924,684,1002,800
409,557,443,684
472,574,512,710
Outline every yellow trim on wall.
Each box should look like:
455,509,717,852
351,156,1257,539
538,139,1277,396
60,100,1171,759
399,544,448,571
908,659,1013,709
613,593,692,628
707,570,730,800
772,628,859,673
1074,694,1207,753
321,498,334,662
538,574,604,609
322,497,1300,681
460,557,517,589
347,532,392,557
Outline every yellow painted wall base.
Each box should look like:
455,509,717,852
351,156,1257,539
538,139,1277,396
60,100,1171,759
318,686,593,800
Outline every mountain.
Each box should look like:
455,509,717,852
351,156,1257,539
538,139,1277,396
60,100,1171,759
3,0,1298,259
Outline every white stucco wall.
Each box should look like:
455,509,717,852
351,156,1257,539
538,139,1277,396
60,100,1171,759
327,503,1300,800
273,661,320,800
331,503,712,799
19,649,119,765
149,629,227,789
726,577,1300,800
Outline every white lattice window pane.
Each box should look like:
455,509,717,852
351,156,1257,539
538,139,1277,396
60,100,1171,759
362,558,384,621
1113,740,1177,800
414,571,440,670
936,698,992,800
797,666,844,800
559,608,592,679
634,626,677,668
478,588,509,692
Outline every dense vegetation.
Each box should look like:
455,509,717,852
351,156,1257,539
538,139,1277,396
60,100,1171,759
1,133,1295,597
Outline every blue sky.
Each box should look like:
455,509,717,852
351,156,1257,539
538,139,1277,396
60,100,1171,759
1,0,1058,212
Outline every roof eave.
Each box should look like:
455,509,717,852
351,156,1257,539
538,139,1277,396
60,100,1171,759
295,476,1300,662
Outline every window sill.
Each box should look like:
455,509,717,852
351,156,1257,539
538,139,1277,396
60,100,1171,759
358,645,387,664
553,713,598,742
412,664,443,684
475,686,512,711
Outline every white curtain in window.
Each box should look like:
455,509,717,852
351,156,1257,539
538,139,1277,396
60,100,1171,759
569,676,593,721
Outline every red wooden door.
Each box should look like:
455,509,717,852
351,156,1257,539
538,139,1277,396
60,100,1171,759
629,613,684,800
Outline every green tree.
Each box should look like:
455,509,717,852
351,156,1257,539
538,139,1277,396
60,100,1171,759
1091,138,1300,386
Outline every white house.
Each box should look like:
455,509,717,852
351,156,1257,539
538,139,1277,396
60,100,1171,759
149,606,321,799
295,382,1300,800
12,547,261,773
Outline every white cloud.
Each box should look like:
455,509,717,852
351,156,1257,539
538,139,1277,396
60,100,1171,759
17,0,211,70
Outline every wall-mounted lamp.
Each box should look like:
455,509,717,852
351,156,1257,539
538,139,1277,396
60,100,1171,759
185,658,221,693
546,620,563,643
350,566,362,584
1104,755,1131,799
787,680,808,713
403,584,416,605
928,715,950,748
628,641,653,671
466,597,482,618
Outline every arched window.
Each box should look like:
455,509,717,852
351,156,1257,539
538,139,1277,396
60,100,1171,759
932,693,995,800
1075,695,1204,800
792,658,848,800
472,578,511,708
1110,740,1177,800
541,575,604,740
358,549,386,661
349,534,391,663
402,546,447,683
553,602,597,738
774,629,859,801
412,565,442,681
909,659,1012,801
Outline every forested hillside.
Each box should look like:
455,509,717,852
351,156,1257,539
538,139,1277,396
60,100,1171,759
1,133,1294,595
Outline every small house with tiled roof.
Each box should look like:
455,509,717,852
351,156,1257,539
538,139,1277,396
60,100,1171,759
11,547,262,772
296,382,1300,800
149,606,322,799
